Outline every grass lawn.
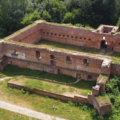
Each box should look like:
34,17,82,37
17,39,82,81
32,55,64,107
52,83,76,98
0,79,94,120
0,65,96,120
111,52,120,64
0,65,76,83
35,39,100,54
9,77,95,96
0,108,39,120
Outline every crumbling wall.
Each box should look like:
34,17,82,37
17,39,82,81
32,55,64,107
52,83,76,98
111,63,120,76
8,82,90,104
0,42,4,58
5,57,99,80
4,20,120,52
88,94,111,116
3,43,105,80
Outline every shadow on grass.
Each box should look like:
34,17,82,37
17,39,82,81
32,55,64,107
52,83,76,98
0,65,96,91
35,39,100,54
69,80,96,91
0,65,76,83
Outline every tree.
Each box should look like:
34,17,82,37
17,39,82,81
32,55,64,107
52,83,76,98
42,10,51,22
21,10,41,27
0,0,28,35
46,0,67,23
62,12,74,23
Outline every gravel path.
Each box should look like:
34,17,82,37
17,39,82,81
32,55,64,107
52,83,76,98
0,100,66,120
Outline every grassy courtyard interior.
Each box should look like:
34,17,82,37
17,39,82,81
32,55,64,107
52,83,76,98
0,65,76,83
35,39,100,54
9,76,95,97
0,65,95,120
35,39,120,64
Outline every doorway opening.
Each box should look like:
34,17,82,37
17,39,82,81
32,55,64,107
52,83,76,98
88,75,92,81
58,69,61,75
101,41,107,49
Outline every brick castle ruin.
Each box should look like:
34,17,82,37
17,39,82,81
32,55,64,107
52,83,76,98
1,20,120,116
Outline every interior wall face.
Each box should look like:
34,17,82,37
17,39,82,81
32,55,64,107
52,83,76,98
5,21,120,52
3,43,105,76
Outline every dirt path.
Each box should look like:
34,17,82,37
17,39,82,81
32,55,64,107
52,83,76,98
0,100,66,120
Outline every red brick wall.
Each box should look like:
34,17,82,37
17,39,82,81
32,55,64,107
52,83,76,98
3,43,106,79
88,94,111,116
4,20,120,52
5,24,41,44
8,82,111,116
8,82,89,104
111,64,120,76
5,57,99,80
0,43,3,58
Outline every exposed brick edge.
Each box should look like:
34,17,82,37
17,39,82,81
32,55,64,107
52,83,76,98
7,82,89,104
8,82,112,116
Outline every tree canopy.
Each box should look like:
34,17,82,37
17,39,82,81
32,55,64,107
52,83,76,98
1,0,120,37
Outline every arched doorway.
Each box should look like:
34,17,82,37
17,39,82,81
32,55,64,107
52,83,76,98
101,40,107,49
58,69,61,75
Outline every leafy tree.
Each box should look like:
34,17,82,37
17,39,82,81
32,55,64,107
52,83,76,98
46,0,67,23
21,10,41,27
42,10,51,22
117,18,120,28
62,12,74,23
63,0,79,11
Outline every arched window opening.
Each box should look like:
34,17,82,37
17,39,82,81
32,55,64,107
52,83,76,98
50,55,56,66
50,55,55,59
66,56,72,64
36,51,41,59
83,59,89,66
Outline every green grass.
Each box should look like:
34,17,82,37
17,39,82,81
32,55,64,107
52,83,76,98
111,52,120,64
0,108,39,120
0,65,76,83
9,77,95,96
0,80,94,120
35,39,100,54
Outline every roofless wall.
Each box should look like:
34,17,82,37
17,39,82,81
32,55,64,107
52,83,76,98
4,20,120,52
